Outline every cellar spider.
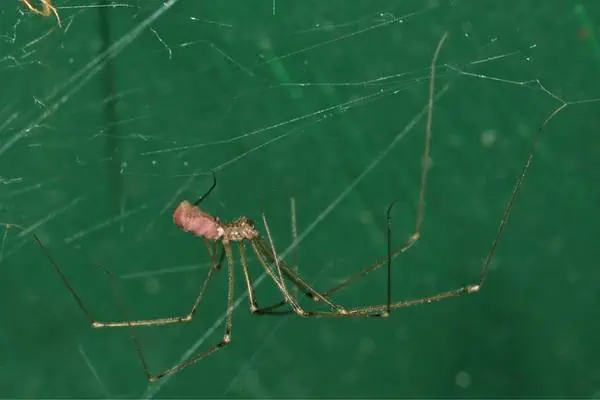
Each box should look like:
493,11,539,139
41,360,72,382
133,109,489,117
8,31,557,382
20,0,61,27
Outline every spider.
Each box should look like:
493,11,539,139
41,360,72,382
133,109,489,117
9,31,549,382
20,0,61,27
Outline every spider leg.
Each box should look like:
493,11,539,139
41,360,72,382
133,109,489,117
29,220,223,328
104,241,235,382
309,33,451,301
142,241,236,381
91,239,223,328
248,284,478,319
193,171,217,206
233,180,418,315
239,34,450,312
237,26,560,319
234,199,304,316
229,31,468,319
238,240,260,312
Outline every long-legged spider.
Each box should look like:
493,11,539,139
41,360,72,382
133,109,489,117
8,31,559,382
20,0,61,27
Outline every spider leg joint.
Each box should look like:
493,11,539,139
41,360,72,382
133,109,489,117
467,284,481,293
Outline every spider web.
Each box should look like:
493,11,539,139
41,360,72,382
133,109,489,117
1,0,600,398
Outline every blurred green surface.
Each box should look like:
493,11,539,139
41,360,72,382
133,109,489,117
1,0,599,398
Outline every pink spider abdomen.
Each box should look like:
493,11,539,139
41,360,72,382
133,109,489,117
173,200,222,240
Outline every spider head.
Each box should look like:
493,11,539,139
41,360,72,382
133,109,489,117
224,217,259,242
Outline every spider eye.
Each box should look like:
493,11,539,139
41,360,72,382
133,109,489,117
247,219,255,227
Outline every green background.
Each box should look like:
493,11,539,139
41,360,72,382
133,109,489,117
1,0,599,398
